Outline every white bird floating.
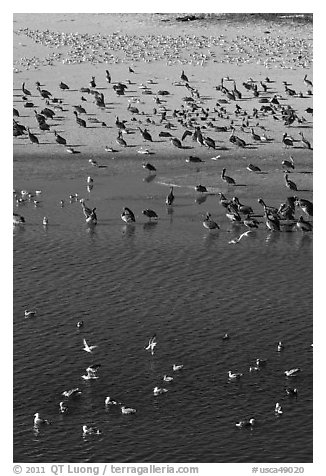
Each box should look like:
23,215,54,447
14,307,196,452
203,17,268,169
284,368,301,377
62,388,82,398
59,401,68,413
105,396,120,405
25,309,36,318
275,402,283,414
228,370,243,380
43,216,49,226
82,338,97,353
153,386,168,396
82,425,101,435
163,375,174,382
236,418,255,428
34,412,50,427
172,364,183,372
121,406,136,414
145,335,157,355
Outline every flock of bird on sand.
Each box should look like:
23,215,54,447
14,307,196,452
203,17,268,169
14,66,313,243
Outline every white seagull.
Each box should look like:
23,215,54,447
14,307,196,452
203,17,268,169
25,309,36,318
121,406,137,414
145,335,157,355
228,370,243,380
83,338,97,353
34,412,50,426
82,367,99,380
172,364,184,372
82,425,101,435
163,375,174,382
62,388,82,398
284,368,301,377
105,396,120,405
228,230,252,244
274,402,283,414
153,386,168,396
236,418,255,428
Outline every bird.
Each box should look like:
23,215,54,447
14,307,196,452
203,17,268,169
13,213,25,225
82,367,99,380
295,198,313,217
228,370,243,380
264,211,280,231
142,209,158,221
221,168,236,185
121,207,136,224
228,230,252,244
258,198,279,217
229,128,246,148
284,173,297,191
181,130,192,142
296,216,313,232
170,137,182,149
142,162,156,173
217,192,231,209
89,76,96,88
172,364,183,372
153,386,168,396
303,74,313,88
42,217,49,226
54,130,67,145
76,321,84,328
232,197,253,215
105,396,120,405
165,187,174,206
203,212,220,230
24,309,36,318
195,184,207,193
89,159,98,167
73,111,86,127
62,388,82,398
139,127,153,142
277,342,285,352
282,156,295,171
34,413,50,427
236,418,255,428
286,387,298,397
116,131,127,147
59,81,69,90
203,136,216,149
82,425,101,435
251,128,262,141
243,215,259,229
274,403,283,415
299,131,312,149
105,70,111,83
59,402,68,413
247,164,261,172
163,375,174,382
145,335,157,355
181,70,189,82
284,368,301,377
282,133,293,148
120,406,136,414
27,128,39,145
82,338,97,353
22,82,31,96
186,156,204,163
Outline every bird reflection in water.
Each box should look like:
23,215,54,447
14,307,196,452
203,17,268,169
195,195,207,205
143,174,156,183
122,223,136,238
143,221,158,232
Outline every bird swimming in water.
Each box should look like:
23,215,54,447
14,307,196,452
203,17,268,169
82,338,97,353
274,402,283,414
121,406,136,414
145,335,157,355
236,418,255,428
296,216,313,232
153,386,168,396
34,413,50,427
105,396,120,405
24,309,36,318
166,187,174,206
83,425,101,435
202,212,220,231
82,367,99,380
163,375,174,382
228,370,243,380
43,217,49,226
121,207,136,224
277,342,285,352
142,209,158,221
172,364,183,372
284,368,301,377
13,213,25,225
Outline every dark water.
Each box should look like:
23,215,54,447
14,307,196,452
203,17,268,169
13,153,313,463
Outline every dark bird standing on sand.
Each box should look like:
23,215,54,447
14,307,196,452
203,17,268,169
139,127,153,142
181,70,189,82
284,173,297,191
59,81,69,90
221,168,236,185
229,128,246,148
142,162,156,173
73,111,86,128
282,156,295,171
89,76,96,88
105,70,111,83
27,127,39,145
54,130,67,145
170,137,182,149
299,131,312,150
22,82,31,96
116,131,127,147
282,133,293,148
